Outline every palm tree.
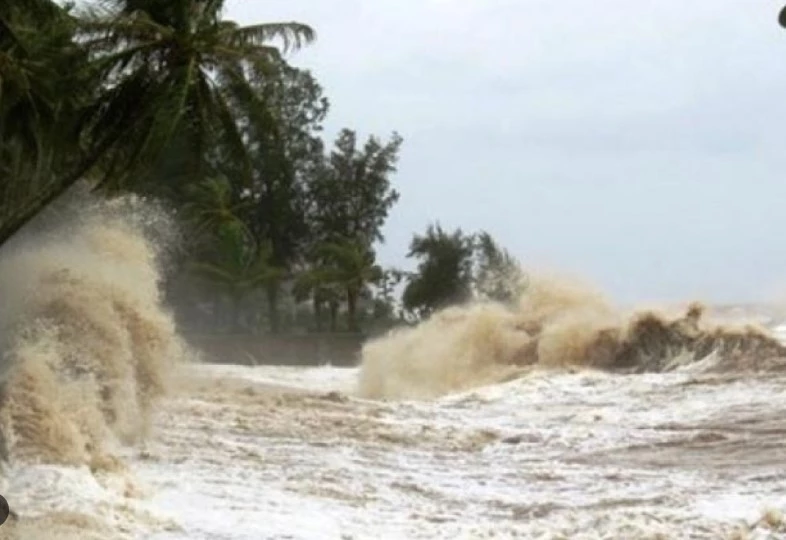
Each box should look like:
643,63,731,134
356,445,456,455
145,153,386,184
181,175,253,248
216,53,327,334
0,0,315,248
403,224,476,319
302,239,382,332
191,222,283,331
78,0,315,190
0,1,91,239
292,265,342,332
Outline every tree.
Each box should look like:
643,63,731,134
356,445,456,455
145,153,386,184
81,0,315,189
0,1,97,246
367,267,406,329
293,240,382,332
307,129,402,246
402,224,476,319
318,239,382,331
190,222,283,332
159,59,328,334
296,128,403,330
180,176,253,249
292,263,342,332
0,0,316,248
473,231,526,303
232,60,330,332
374,268,404,314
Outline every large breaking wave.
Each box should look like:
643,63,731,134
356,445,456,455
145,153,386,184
359,275,786,399
0,190,187,468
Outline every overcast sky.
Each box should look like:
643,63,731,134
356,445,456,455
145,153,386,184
226,0,786,305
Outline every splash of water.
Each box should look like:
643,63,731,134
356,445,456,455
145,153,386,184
0,189,187,467
358,274,786,400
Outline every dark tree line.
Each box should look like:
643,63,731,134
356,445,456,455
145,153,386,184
1,0,524,336
401,225,526,320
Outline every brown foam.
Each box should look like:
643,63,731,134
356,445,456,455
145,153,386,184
358,276,786,399
0,194,186,465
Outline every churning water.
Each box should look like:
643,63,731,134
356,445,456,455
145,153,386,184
0,195,785,539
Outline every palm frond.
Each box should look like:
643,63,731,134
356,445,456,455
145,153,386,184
78,11,173,46
224,22,315,54
208,74,252,185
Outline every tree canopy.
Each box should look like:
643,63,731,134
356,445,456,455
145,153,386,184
402,225,526,320
0,0,316,246
2,0,527,336
402,224,476,319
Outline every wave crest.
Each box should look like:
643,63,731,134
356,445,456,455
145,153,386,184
0,193,186,466
359,276,786,399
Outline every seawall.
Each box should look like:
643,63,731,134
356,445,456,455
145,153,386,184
184,333,366,367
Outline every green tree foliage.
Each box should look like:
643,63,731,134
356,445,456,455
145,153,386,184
0,0,315,248
190,222,283,331
1,1,415,336
402,224,476,319
180,176,252,249
316,239,382,331
307,129,402,245
166,60,329,334
79,0,314,191
373,268,405,319
293,128,403,332
473,231,526,304
0,1,97,245
234,61,329,331
363,267,407,333
402,226,525,319
293,241,382,332
292,262,342,332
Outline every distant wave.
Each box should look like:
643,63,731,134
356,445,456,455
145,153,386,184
358,275,786,399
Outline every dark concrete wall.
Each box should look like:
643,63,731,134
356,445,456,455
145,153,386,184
184,333,366,367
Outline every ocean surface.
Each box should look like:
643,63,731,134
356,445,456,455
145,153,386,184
2,195,785,539
4,357,786,539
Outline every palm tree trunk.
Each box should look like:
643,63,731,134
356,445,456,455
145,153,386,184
266,282,280,334
0,176,79,249
329,300,338,333
232,290,244,333
312,294,323,332
346,287,359,333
